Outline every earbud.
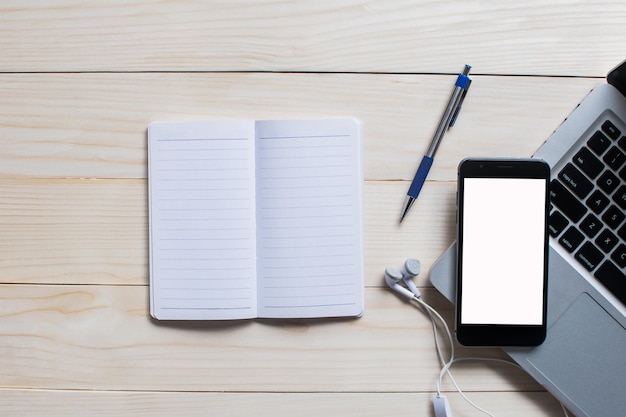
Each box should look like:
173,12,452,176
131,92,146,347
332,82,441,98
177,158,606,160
384,267,415,300
401,258,421,297
402,258,421,277
385,268,415,300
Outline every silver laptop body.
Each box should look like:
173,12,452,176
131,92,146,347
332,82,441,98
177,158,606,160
429,60,626,417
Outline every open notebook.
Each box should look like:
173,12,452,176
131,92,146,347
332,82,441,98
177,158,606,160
148,119,364,320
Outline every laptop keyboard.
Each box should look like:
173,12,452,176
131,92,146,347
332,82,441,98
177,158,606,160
549,118,626,306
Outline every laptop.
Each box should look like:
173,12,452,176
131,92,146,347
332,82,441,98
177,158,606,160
429,60,626,417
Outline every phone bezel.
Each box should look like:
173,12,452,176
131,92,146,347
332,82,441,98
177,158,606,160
455,158,550,347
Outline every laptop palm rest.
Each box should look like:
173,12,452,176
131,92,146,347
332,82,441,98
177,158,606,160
525,292,626,416
429,243,626,417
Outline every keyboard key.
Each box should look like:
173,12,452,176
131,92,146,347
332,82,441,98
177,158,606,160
619,136,626,152
613,185,626,210
549,210,569,237
550,180,587,222
602,204,625,229
580,213,602,238
558,163,593,198
602,120,621,139
559,227,585,253
595,229,618,253
619,222,626,241
597,170,619,194
575,241,604,271
588,130,611,155
620,164,626,182
573,147,604,179
603,146,625,170
586,190,610,214
612,244,626,268
595,261,626,307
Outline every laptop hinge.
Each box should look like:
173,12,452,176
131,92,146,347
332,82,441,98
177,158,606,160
607,59,626,97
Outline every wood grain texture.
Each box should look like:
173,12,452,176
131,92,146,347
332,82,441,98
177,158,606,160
0,0,624,75
0,285,535,393
0,179,146,285
0,73,598,179
0,391,565,417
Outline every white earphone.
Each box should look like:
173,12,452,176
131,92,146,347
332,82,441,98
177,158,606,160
384,258,421,299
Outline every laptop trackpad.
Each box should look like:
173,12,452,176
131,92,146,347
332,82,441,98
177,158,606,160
526,293,626,417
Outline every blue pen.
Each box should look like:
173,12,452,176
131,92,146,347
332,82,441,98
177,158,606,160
400,65,472,223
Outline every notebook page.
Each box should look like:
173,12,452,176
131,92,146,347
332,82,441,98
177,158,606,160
254,119,364,318
148,121,258,320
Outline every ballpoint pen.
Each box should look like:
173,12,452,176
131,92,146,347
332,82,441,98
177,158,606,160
399,64,472,223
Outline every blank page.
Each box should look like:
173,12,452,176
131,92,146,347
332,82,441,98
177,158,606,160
254,119,364,318
148,120,258,320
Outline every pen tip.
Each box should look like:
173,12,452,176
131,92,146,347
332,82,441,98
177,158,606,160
399,197,414,224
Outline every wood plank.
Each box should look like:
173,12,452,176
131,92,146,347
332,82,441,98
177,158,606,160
0,0,623,75
0,73,598,179
0,179,455,287
0,390,566,417
0,285,539,393
0,178,146,285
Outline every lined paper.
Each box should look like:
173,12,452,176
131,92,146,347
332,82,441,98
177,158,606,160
148,121,257,320
255,119,364,318
148,119,363,320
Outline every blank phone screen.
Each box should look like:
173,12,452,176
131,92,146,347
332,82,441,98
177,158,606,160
460,177,547,325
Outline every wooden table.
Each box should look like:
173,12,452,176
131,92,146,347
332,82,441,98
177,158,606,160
1,2,624,416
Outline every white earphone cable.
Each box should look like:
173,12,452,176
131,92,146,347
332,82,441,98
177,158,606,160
413,295,499,417
410,293,570,417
